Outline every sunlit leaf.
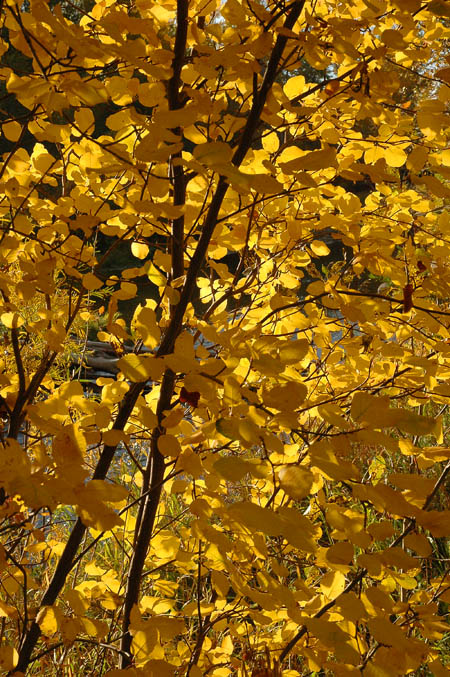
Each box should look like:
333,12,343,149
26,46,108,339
131,242,150,259
36,606,62,636
118,354,164,382
1,312,24,329
278,465,314,500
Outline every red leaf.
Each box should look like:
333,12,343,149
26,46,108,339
180,387,200,408
403,283,414,312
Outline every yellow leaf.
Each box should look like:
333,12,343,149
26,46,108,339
60,616,82,644
367,617,409,649
306,280,325,295
381,29,407,49
278,339,309,363
131,242,150,259
436,67,450,84
391,572,417,589
146,262,166,286
416,510,450,537
216,417,240,440
310,240,330,256
213,456,250,480
429,0,450,17
131,305,161,349
161,407,184,428
404,532,432,556
135,137,183,163
144,616,184,641
283,74,305,100
86,480,128,504
246,173,284,193
78,505,123,532
0,646,18,671
263,381,307,410
351,393,438,437
384,146,407,168
310,443,359,481
0,600,18,618
74,107,95,132
351,392,388,422
390,409,439,437
262,132,280,153
427,659,450,677
227,501,284,537
137,82,166,107
418,175,450,198
325,542,354,567
153,104,199,129
193,141,233,166
118,354,164,382
37,606,62,636
176,449,203,478
83,272,103,291
131,627,161,666
304,618,345,646
221,0,247,24
407,145,428,171
31,143,55,173
102,429,128,446
170,479,189,494
211,570,230,597
335,592,366,623
390,473,435,499
320,570,346,599
85,562,106,576
157,434,181,457
214,456,268,481
151,532,180,559
79,616,108,639
279,147,337,173
64,80,107,105
278,465,314,500
1,312,24,329
3,121,22,142
318,403,352,429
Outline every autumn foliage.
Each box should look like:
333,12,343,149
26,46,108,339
0,0,449,674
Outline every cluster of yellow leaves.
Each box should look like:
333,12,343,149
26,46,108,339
0,0,449,674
